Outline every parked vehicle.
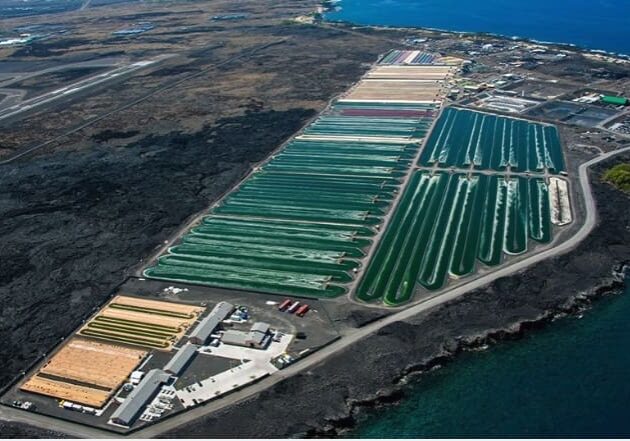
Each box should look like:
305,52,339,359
296,304,310,317
278,299,292,311
287,301,300,313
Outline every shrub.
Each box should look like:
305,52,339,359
603,163,630,193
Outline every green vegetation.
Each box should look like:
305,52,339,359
94,316,181,332
79,329,169,349
603,163,630,193
109,303,192,319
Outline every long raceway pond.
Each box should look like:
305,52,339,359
358,108,571,306
420,107,566,173
144,99,439,298
357,171,554,305
144,57,573,307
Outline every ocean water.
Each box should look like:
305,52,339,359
350,283,630,438
325,0,630,55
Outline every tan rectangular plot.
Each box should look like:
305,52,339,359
112,295,203,316
100,307,190,329
347,88,443,101
20,337,146,408
21,375,111,408
346,76,446,101
366,67,454,80
39,338,146,390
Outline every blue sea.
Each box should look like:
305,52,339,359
329,1,630,436
349,283,630,437
326,0,630,55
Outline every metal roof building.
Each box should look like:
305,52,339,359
110,369,170,427
189,301,234,345
221,330,250,347
164,343,198,376
222,322,271,349
250,322,270,335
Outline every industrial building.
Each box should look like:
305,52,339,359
164,343,198,376
110,369,170,427
189,301,234,345
222,322,271,349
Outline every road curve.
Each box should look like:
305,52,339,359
1,146,629,437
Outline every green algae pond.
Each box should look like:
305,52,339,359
420,107,566,173
354,107,569,307
145,100,569,305
356,171,554,306
144,139,422,297
144,99,441,297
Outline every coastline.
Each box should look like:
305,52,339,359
320,1,630,60
317,268,628,437
150,154,630,438
1,8,630,437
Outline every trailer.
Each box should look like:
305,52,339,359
296,304,310,317
278,299,292,311
287,301,300,314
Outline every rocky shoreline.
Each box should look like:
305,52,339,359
2,143,628,441
153,156,630,438
1,15,629,436
312,266,628,437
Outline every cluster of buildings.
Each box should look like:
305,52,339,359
109,300,275,427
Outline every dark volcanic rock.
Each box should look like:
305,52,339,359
158,157,630,438
0,108,314,391
0,421,69,439
2,132,629,438
91,129,140,142
11,39,95,58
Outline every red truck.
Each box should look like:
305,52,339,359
278,299,292,311
296,304,310,317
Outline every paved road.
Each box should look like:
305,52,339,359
0,58,168,123
0,40,286,166
0,57,125,89
2,146,628,438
